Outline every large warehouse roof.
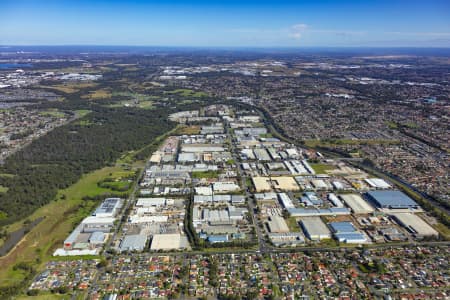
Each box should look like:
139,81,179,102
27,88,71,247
392,213,438,237
150,233,182,250
120,234,148,252
301,217,331,240
340,194,374,214
366,190,419,209
267,216,290,233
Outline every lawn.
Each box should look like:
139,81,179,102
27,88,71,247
191,170,220,179
286,217,300,232
309,163,336,174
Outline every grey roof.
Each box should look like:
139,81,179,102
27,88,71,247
366,190,418,208
329,222,356,233
120,234,148,252
88,231,105,243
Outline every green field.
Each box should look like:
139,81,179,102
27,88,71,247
286,217,300,232
191,170,220,179
39,109,66,118
309,163,336,174
166,88,208,98
0,185,8,193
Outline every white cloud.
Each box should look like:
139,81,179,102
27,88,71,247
289,23,308,39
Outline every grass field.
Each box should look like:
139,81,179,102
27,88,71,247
16,293,71,300
286,217,300,232
191,170,220,179
39,109,66,118
82,89,112,100
309,163,336,174
166,88,208,98
40,83,98,94
0,185,8,193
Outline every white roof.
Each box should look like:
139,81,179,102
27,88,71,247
150,234,182,250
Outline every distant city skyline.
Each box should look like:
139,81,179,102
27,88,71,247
1,0,449,47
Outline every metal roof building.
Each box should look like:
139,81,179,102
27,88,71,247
392,213,438,237
93,198,122,218
340,194,374,214
267,215,290,233
365,190,419,209
119,234,148,252
301,217,331,241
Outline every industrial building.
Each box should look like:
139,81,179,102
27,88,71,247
267,215,290,233
150,233,183,250
340,194,374,214
391,213,438,238
252,177,272,192
271,176,300,191
278,193,295,209
329,222,367,244
365,190,419,210
288,207,351,217
93,198,123,218
365,178,391,189
268,232,305,246
301,217,331,241
119,234,148,252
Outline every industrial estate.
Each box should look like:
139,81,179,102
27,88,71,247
0,47,448,300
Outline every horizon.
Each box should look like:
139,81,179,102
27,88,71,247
1,0,450,47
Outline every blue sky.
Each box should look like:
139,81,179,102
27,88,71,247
1,0,449,47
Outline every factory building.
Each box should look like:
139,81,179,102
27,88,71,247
391,213,438,238
301,217,331,241
329,222,367,244
365,190,419,210
340,194,374,214
119,234,148,252
93,198,123,218
267,215,290,233
288,207,351,217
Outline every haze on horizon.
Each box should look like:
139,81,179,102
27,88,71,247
1,0,450,48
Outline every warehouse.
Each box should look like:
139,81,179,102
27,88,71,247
213,182,240,193
267,215,290,233
181,145,225,153
136,198,172,207
252,177,272,192
150,233,182,250
365,190,419,210
119,234,148,252
329,222,368,244
340,194,374,214
392,213,438,238
268,232,305,246
81,216,115,233
93,198,123,218
301,217,331,241
253,148,272,161
278,193,295,209
328,193,344,207
288,207,351,217
272,176,300,191
365,178,391,189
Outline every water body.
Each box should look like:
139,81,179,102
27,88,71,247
0,63,33,70
0,217,44,256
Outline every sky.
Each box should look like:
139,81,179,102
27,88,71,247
1,0,450,47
